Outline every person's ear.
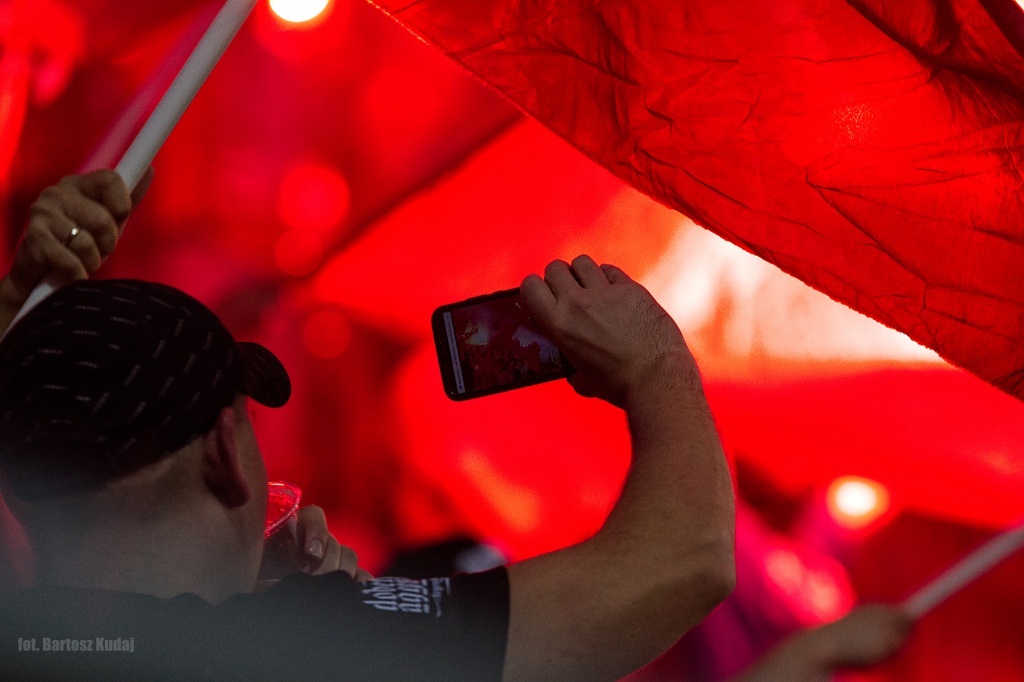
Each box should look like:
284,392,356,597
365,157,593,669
201,405,251,509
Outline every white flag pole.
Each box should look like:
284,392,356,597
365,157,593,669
79,5,220,175
901,520,1024,619
4,0,258,333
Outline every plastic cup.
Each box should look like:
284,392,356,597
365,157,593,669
264,481,301,538
257,481,304,587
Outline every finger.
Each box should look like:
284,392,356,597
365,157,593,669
72,170,132,223
310,536,342,575
570,255,609,288
889,610,914,640
520,274,557,329
20,210,89,283
130,166,155,209
355,568,374,582
53,189,120,256
66,228,103,274
310,539,360,578
296,505,330,563
544,259,582,297
28,202,77,246
600,263,632,284
336,544,359,578
34,236,89,283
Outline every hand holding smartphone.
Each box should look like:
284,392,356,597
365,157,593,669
431,288,572,400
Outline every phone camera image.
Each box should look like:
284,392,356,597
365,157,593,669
433,289,569,400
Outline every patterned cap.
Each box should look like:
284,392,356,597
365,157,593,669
0,280,291,498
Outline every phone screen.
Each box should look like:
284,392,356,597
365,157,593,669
432,289,570,400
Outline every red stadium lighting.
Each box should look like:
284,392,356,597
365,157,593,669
276,161,350,234
274,229,325,277
827,476,891,530
302,309,351,359
268,0,330,24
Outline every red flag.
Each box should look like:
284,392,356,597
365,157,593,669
367,0,1024,399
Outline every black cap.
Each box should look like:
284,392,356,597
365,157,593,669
0,280,290,498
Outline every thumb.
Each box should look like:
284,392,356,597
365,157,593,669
128,167,155,213
567,373,602,400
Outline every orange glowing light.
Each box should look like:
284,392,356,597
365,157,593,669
827,476,891,530
269,0,330,23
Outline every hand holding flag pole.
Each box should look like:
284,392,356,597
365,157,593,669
2,0,259,336
901,520,1024,619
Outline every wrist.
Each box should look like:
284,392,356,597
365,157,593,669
622,351,703,412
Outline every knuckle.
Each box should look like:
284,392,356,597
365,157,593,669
22,221,55,251
545,260,567,276
96,215,119,238
303,504,326,521
95,230,117,255
23,220,46,243
28,203,52,220
38,186,62,204
83,246,103,272
94,169,119,185
564,291,588,312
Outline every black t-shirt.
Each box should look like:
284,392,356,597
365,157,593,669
0,568,509,681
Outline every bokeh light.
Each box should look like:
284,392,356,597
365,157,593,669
277,161,351,234
827,476,891,530
764,548,852,622
269,0,330,24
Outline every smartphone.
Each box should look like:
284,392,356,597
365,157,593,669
431,288,572,400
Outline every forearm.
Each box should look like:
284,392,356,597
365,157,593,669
599,352,735,623
505,353,735,681
737,605,914,681
734,631,833,682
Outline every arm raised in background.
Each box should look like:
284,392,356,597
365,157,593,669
0,169,151,336
736,604,913,682
503,255,736,681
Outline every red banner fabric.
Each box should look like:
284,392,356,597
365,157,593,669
366,0,1024,399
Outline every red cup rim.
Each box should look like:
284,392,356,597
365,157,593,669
264,480,302,538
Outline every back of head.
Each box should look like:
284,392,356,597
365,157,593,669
0,280,290,502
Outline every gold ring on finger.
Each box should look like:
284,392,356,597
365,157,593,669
64,226,81,247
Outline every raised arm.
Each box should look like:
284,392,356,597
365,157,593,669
503,256,735,681
0,169,150,335
736,604,913,682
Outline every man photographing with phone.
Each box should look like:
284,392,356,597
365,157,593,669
0,171,735,680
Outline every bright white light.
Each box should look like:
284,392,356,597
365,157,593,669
827,476,890,530
834,480,878,517
269,0,329,23
643,221,943,363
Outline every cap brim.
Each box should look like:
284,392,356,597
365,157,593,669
238,342,291,408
